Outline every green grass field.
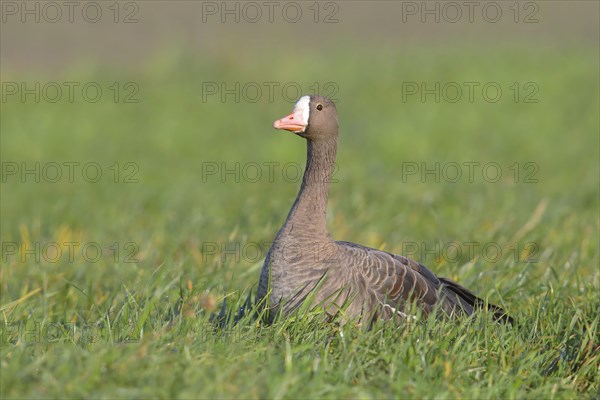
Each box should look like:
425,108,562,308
1,26,599,400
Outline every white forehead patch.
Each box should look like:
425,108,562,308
293,95,311,128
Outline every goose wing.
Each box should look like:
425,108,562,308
337,241,511,322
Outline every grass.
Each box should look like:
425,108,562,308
1,43,599,399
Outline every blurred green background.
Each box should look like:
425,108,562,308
1,1,598,398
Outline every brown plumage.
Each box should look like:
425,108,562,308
257,95,512,324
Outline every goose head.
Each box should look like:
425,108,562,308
273,95,338,141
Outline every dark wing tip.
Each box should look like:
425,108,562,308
438,277,513,324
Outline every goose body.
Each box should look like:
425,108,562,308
257,96,510,323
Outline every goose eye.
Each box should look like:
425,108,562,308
316,104,323,111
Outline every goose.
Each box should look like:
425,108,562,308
257,95,511,324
